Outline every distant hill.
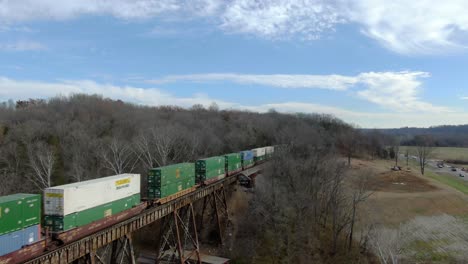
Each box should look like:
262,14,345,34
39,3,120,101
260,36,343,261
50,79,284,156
375,125,468,147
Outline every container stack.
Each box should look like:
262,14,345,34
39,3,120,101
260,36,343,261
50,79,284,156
0,193,41,256
43,174,140,232
225,153,242,174
147,163,195,199
196,156,226,184
265,146,275,158
252,147,267,162
240,150,254,169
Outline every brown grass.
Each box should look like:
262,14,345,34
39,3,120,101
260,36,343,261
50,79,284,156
369,170,438,193
354,159,468,227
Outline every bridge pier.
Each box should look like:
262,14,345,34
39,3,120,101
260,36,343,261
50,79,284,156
156,203,201,264
199,185,230,245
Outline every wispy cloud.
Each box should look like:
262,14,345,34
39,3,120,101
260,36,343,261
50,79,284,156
148,71,445,113
0,76,234,109
0,76,464,128
346,0,468,54
149,73,357,90
1,1,468,54
219,0,343,40
0,41,45,51
356,71,449,113
0,1,181,22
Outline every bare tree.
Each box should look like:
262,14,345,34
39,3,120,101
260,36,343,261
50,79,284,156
347,171,374,251
393,137,401,167
27,141,56,189
134,125,199,168
338,128,361,166
368,227,403,264
405,148,409,167
70,151,87,181
0,142,23,195
415,135,434,175
100,138,138,174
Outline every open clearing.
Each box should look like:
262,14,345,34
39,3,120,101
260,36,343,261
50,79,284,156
355,159,468,262
355,159,468,226
368,170,438,193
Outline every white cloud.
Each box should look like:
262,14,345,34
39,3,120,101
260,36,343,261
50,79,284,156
149,73,357,90
245,101,468,128
0,76,234,109
0,0,180,22
0,76,465,128
355,71,448,113
1,1,468,54
0,41,45,51
346,0,468,54
220,0,343,40
149,71,445,113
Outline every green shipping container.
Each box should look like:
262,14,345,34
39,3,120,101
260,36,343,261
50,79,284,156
44,213,77,231
254,156,266,162
44,194,140,232
243,158,254,167
196,156,226,183
148,163,195,187
0,193,41,235
148,177,195,199
225,153,242,173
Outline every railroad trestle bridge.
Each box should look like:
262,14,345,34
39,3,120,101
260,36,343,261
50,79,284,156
18,165,263,264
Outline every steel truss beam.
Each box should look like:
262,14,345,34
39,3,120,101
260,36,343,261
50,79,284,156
157,203,201,264
72,235,135,264
22,164,264,264
199,185,230,245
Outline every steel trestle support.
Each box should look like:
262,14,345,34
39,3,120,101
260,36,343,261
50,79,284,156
199,185,230,245
156,203,201,264
72,235,135,264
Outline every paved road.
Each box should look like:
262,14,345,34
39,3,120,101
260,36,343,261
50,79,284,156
400,154,468,181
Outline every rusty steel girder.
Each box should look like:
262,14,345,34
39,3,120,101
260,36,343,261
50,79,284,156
0,164,265,264
22,177,238,264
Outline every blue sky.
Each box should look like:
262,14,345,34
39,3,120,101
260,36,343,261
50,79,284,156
1,0,468,128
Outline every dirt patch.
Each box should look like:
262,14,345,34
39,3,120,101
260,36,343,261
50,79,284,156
369,170,438,193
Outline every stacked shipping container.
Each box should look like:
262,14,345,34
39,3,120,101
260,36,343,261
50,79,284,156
265,146,275,158
252,147,267,162
0,193,41,256
240,150,254,169
196,156,226,184
43,174,140,232
225,153,242,175
147,163,195,199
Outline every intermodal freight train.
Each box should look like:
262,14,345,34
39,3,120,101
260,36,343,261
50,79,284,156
0,146,274,261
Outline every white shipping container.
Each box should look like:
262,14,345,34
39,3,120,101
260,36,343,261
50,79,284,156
44,174,140,216
265,146,274,154
252,147,266,157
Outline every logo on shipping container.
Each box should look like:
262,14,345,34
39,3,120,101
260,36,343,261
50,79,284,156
115,178,131,190
104,209,112,217
46,193,63,198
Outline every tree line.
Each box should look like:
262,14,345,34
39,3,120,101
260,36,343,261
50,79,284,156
1,94,414,263
0,94,358,195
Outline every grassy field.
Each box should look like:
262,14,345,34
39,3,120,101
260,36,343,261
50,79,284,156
425,169,468,195
400,146,468,162
354,158,468,262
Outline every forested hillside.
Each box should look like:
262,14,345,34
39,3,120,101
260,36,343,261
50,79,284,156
0,94,351,195
377,125,468,147
0,94,380,262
